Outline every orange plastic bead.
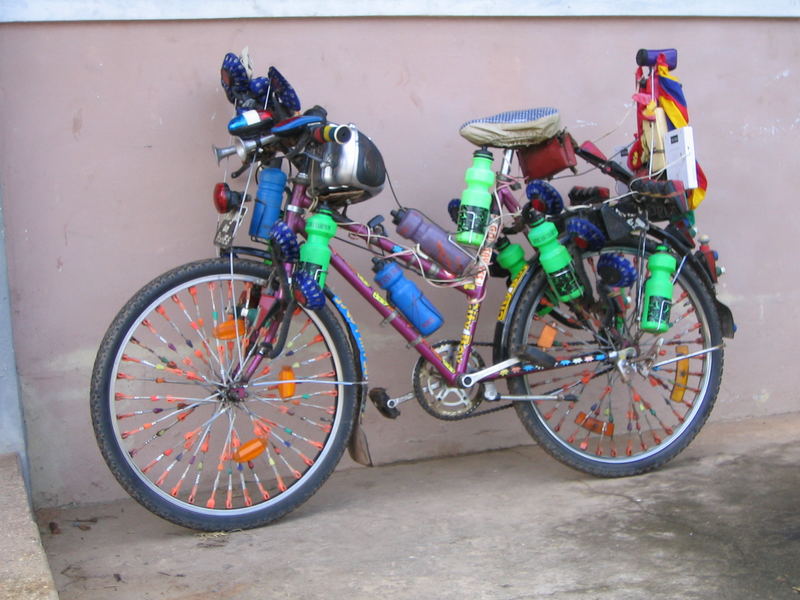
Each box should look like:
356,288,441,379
213,318,246,340
233,438,266,463
278,365,296,399
537,324,557,349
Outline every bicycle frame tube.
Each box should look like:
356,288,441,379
281,152,520,386
328,249,459,385
283,187,484,385
337,220,480,298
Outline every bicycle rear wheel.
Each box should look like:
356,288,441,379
91,258,356,530
506,244,723,476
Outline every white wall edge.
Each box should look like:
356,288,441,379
2,0,799,23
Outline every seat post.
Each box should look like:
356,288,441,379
500,148,515,177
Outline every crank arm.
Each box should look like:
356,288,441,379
386,391,416,410
460,357,522,388
651,344,723,371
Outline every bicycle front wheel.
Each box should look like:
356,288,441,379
506,244,723,477
91,258,357,530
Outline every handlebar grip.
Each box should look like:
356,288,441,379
567,186,611,206
311,124,352,145
636,48,678,71
630,178,684,198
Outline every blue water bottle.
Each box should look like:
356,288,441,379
249,167,287,239
373,259,443,336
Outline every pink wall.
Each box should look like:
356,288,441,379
0,17,797,507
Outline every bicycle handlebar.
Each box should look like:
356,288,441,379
310,123,352,144
213,119,351,165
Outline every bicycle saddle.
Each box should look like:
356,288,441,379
459,107,561,148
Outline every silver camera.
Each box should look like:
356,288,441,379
312,126,386,205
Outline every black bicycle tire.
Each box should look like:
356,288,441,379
90,258,357,530
506,245,723,477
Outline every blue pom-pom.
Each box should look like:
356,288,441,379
447,198,460,225
293,271,325,310
526,180,564,215
597,253,637,287
221,53,250,92
268,66,301,112
270,221,299,263
566,218,606,251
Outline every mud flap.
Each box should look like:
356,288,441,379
348,416,373,466
715,298,736,339
326,291,374,466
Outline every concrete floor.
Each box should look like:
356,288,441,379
0,454,58,600
36,413,800,600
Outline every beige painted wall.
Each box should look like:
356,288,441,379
0,17,797,508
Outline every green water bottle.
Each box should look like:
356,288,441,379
455,149,495,246
298,206,338,289
527,218,583,302
495,237,526,278
640,246,677,333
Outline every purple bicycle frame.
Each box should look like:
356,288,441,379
284,179,521,387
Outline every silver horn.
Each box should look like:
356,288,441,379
212,134,277,164
212,144,238,164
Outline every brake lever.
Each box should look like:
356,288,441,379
230,163,250,179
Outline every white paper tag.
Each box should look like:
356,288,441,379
664,126,698,189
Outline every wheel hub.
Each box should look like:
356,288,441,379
222,384,249,404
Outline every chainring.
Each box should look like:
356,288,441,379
412,340,485,420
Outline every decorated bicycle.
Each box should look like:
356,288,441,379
91,48,735,530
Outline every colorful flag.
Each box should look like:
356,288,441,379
632,53,707,209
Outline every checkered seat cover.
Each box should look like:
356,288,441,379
459,107,561,148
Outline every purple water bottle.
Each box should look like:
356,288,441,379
391,208,473,276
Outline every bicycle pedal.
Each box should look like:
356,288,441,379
515,345,557,369
368,387,400,419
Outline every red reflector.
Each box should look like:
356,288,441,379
213,182,230,213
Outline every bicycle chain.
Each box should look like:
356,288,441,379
463,402,514,418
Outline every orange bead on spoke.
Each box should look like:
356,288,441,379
233,438,267,463
278,365,296,399
213,318,246,340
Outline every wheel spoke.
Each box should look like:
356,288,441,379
508,244,722,475
92,259,355,530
